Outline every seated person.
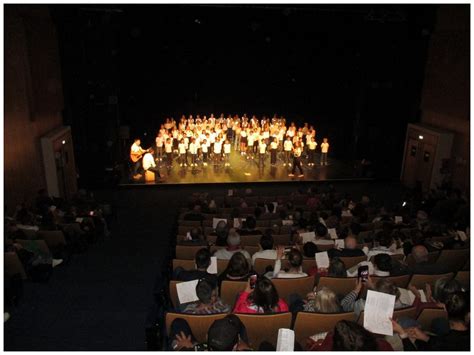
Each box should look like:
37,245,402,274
218,252,255,289
365,231,402,260
237,216,262,236
306,320,393,351
346,253,393,277
213,229,251,263
328,235,365,258
170,314,251,351
211,220,229,247
313,223,336,246
251,233,277,266
182,204,205,222
394,291,470,351
233,276,289,314
178,227,207,246
142,148,161,181
308,257,347,278
303,286,343,313
412,276,464,320
408,245,450,275
173,248,217,288
341,277,411,317
267,246,308,278
182,279,231,314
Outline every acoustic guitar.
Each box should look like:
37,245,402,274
130,148,150,163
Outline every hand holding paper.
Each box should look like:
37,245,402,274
315,251,330,269
176,280,200,304
276,328,295,352
363,290,395,336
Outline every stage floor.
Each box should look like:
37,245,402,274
120,151,367,186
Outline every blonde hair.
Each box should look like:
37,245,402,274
313,287,342,313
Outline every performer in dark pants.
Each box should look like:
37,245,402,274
270,138,278,165
289,142,304,177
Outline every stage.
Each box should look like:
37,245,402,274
120,151,369,186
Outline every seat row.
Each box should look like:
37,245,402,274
169,271,469,310
165,306,448,348
174,244,469,272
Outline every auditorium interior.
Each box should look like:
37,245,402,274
3,3,470,351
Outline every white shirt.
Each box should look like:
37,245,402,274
284,140,293,151
201,144,208,153
214,248,251,262
189,142,197,155
308,141,317,150
131,143,143,154
270,141,278,150
178,143,186,155
156,137,163,147
321,142,329,153
247,134,255,146
251,249,278,266
142,153,156,170
271,259,308,279
365,246,396,261
214,141,222,154
259,143,267,154
164,142,173,153
224,143,231,154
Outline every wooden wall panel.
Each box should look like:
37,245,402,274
4,5,64,214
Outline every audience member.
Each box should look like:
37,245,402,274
251,233,277,266
269,246,308,278
233,277,289,313
213,229,251,262
218,252,254,289
182,279,230,314
173,248,218,288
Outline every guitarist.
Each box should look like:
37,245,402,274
130,138,147,177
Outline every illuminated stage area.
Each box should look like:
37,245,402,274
121,151,365,185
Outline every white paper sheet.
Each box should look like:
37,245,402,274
228,189,233,196
207,256,218,274
335,239,345,249
318,217,327,227
315,251,330,268
328,228,338,240
457,230,468,241
397,288,416,305
213,218,227,229
282,220,293,226
176,280,200,304
75,217,83,223
276,328,295,352
395,216,403,224
300,231,316,244
363,290,395,336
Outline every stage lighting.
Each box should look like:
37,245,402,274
62,140,66,145
418,135,424,140
402,201,407,207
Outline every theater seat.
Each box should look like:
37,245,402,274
293,311,356,344
409,273,454,289
455,270,470,290
175,245,206,260
371,274,411,288
235,312,292,348
435,249,470,272
272,276,315,303
220,280,247,307
317,277,358,298
165,312,229,344
416,308,448,331
338,255,367,269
